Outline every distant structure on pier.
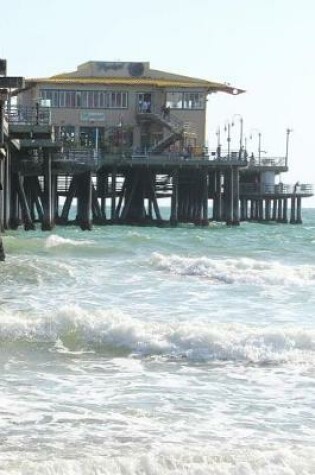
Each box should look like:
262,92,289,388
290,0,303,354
0,59,313,238
19,60,244,154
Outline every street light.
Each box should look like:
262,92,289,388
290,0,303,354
224,121,232,159
285,128,292,167
231,114,244,158
249,129,262,165
216,126,221,158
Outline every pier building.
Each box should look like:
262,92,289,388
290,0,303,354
0,59,313,244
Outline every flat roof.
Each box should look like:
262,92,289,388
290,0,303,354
26,76,244,94
25,61,245,95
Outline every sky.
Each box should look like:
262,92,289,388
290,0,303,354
2,0,315,205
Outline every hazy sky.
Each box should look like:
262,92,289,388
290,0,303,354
2,0,315,204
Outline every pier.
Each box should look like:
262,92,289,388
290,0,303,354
0,59,313,261
0,103,313,234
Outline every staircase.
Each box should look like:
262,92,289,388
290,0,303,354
137,109,188,153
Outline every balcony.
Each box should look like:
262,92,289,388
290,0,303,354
5,105,51,126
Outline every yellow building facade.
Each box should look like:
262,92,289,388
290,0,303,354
18,61,242,156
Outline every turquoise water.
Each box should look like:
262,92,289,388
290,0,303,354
0,209,314,474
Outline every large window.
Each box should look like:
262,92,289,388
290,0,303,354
166,91,205,109
183,92,204,109
40,89,128,109
166,92,183,109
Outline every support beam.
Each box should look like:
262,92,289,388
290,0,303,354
232,167,240,225
111,168,117,222
296,196,302,224
170,170,178,226
77,171,92,230
290,196,296,223
201,170,209,225
0,237,4,261
15,173,35,230
42,150,53,230
59,175,78,224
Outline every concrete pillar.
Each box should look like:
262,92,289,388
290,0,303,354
258,199,264,222
265,198,271,221
290,196,296,223
283,198,288,223
42,150,53,230
224,169,233,225
272,198,277,221
296,196,302,224
79,171,92,230
0,236,4,261
277,198,283,222
232,167,240,225
201,171,209,225
170,170,178,225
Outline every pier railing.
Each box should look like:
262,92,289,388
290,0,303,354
5,105,51,125
208,150,287,167
247,156,287,167
240,183,314,196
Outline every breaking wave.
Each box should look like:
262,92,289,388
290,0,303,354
0,305,313,365
0,446,314,475
151,252,315,286
45,234,94,248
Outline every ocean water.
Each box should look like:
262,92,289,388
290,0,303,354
0,208,314,474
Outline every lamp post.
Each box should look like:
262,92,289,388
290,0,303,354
285,128,292,168
216,126,221,158
232,114,244,158
250,129,262,165
224,121,232,159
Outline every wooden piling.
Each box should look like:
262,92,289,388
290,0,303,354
170,170,178,226
290,196,296,223
42,150,53,230
232,168,240,225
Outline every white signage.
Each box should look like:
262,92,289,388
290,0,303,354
80,111,106,122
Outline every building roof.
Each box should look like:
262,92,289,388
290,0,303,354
25,61,245,95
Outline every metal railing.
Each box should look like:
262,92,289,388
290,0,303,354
5,105,51,125
55,149,102,163
240,183,314,196
208,150,287,167
208,149,247,163
247,156,287,167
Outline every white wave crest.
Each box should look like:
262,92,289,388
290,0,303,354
0,446,314,475
151,252,315,286
0,306,313,364
45,235,93,248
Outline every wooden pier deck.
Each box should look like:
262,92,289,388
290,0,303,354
0,104,313,236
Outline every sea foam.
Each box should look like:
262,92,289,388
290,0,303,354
45,234,94,248
0,446,314,475
151,252,315,286
0,305,313,365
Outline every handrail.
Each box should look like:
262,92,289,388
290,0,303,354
240,183,314,196
138,104,185,129
208,149,287,166
248,156,287,167
5,105,51,125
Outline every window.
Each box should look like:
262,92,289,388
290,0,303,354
81,91,88,108
105,91,128,109
76,91,81,107
166,92,183,109
183,92,204,109
39,89,128,109
165,91,205,109
59,91,65,107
